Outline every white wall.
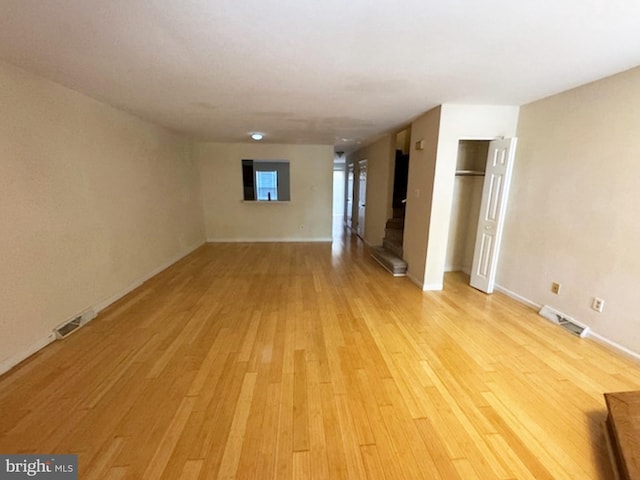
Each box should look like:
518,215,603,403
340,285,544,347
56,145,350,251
196,142,333,241
425,105,520,289
347,135,395,246
333,168,345,216
0,60,206,373
498,66,640,355
404,105,519,289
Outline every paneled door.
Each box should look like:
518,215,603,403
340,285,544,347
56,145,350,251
470,138,517,293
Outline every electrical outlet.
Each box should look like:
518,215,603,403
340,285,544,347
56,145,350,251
592,297,605,313
551,282,561,294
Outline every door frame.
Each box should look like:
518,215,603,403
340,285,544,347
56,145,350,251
357,159,368,239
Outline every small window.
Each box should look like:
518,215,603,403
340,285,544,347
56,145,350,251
256,171,278,201
241,159,290,201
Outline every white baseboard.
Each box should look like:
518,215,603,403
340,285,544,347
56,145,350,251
494,283,640,361
361,237,374,248
444,264,463,273
444,266,472,275
405,271,443,291
406,272,423,289
94,240,205,313
494,283,542,310
207,237,333,243
0,333,57,377
588,331,640,363
0,240,206,377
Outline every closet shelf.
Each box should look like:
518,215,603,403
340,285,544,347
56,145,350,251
455,170,485,176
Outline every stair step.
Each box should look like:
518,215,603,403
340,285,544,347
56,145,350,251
392,207,405,219
383,238,403,258
386,218,404,230
384,228,403,244
371,247,407,276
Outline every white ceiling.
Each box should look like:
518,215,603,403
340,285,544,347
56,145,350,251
1,0,639,150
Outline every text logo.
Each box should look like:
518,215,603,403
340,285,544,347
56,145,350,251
0,455,77,479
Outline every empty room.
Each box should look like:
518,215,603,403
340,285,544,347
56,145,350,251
1,1,640,479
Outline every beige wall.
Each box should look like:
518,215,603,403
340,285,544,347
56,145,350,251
446,176,483,272
498,66,640,355
0,61,205,372
347,135,395,246
395,128,411,155
196,142,333,241
446,141,488,272
404,107,441,286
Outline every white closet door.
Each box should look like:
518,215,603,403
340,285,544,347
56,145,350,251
470,138,517,293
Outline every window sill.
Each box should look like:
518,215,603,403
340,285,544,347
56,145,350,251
241,200,290,204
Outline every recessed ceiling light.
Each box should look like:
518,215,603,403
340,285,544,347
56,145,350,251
250,132,264,141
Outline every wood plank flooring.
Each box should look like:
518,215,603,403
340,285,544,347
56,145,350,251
1,232,640,479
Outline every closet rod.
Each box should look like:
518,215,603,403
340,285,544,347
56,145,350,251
455,170,485,176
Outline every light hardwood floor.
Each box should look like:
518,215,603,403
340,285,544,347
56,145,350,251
1,231,639,479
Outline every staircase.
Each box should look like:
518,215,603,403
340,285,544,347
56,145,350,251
371,206,408,276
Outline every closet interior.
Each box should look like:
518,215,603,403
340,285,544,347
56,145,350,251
445,139,490,274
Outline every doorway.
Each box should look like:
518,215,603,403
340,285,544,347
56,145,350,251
357,160,367,239
445,138,517,293
332,163,345,236
346,163,354,230
445,140,489,274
